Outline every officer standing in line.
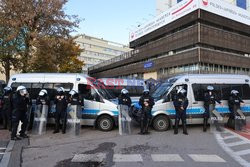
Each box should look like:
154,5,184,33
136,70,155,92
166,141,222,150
227,90,245,130
68,89,84,106
11,86,30,140
139,89,154,135
53,87,68,134
203,86,223,132
173,88,189,135
36,89,50,106
1,87,13,131
118,89,132,107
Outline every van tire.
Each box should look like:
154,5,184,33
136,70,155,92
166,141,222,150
153,115,170,131
97,115,114,131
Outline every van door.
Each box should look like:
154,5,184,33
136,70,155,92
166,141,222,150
78,84,100,125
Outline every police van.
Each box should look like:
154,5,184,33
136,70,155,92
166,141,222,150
150,74,250,131
7,73,119,131
97,78,145,105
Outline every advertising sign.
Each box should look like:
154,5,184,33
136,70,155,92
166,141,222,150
129,0,250,42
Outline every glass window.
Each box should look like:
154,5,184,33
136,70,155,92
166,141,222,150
10,82,21,91
221,84,231,100
231,84,243,97
242,84,250,99
43,83,56,99
78,84,100,101
31,83,43,99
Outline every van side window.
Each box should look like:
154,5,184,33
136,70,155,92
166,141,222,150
221,84,231,100
63,83,73,92
242,84,250,99
11,83,21,91
43,83,55,100
78,84,100,101
31,83,43,99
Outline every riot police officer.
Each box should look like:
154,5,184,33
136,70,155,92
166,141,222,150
11,86,30,140
68,89,83,106
36,89,50,106
53,87,68,134
227,90,245,130
118,89,132,107
203,85,222,132
139,89,154,135
1,86,12,130
173,88,189,135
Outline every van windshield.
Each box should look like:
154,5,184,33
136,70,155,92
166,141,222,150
151,83,172,101
90,79,116,100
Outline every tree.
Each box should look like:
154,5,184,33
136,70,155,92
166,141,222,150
0,0,81,78
30,36,84,73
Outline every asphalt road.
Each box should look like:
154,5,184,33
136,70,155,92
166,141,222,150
16,123,250,167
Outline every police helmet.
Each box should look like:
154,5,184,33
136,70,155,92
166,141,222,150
177,88,186,95
231,90,239,96
16,85,28,96
39,89,48,96
69,89,78,96
121,88,128,95
57,87,65,93
3,86,12,93
207,85,214,91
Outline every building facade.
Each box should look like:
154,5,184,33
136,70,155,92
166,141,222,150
75,35,131,74
89,0,250,80
157,0,250,15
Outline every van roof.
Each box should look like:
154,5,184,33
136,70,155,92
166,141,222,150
8,73,90,84
170,74,250,84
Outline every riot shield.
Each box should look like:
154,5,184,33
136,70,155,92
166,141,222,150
118,105,132,135
234,105,246,131
67,105,81,136
32,104,48,135
209,104,224,133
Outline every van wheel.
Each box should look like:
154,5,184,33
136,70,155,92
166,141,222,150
97,115,114,131
153,115,170,131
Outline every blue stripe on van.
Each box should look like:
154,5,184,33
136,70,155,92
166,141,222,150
82,109,119,116
153,106,250,115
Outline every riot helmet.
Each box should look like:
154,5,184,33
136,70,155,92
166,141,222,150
3,86,12,94
39,89,48,97
17,85,28,96
121,88,128,95
57,87,65,95
231,90,239,96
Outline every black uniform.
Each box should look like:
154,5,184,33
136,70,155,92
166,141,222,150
1,92,12,130
11,93,30,138
36,95,50,106
68,94,84,106
139,93,154,134
54,93,68,133
173,93,189,135
227,94,245,130
118,94,132,107
203,91,221,132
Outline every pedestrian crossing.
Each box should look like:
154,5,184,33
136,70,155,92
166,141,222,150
215,128,250,167
0,148,6,155
71,153,227,163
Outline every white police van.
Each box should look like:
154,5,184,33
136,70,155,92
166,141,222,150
8,73,119,131
151,74,250,131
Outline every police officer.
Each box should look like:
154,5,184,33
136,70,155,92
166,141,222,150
228,90,245,130
68,89,83,106
11,86,30,140
53,87,68,134
203,85,222,132
1,87,12,130
139,89,154,135
173,88,189,135
37,89,50,106
118,89,132,107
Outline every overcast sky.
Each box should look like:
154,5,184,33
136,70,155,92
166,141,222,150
65,0,155,45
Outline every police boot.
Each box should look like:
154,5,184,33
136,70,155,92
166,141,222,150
174,119,179,135
203,118,208,132
53,124,59,134
144,119,150,135
183,123,188,135
138,119,144,135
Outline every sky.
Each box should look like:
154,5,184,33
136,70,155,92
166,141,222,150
65,0,155,45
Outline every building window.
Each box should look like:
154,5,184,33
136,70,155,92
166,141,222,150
237,0,247,9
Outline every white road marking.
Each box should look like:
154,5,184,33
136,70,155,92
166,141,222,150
0,148,6,150
0,140,15,167
215,133,250,167
235,149,250,156
188,154,226,162
113,154,143,162
151,154,184,162
226,141,249,147
71,153,106,162
223,135,238,140
0,153,5,155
